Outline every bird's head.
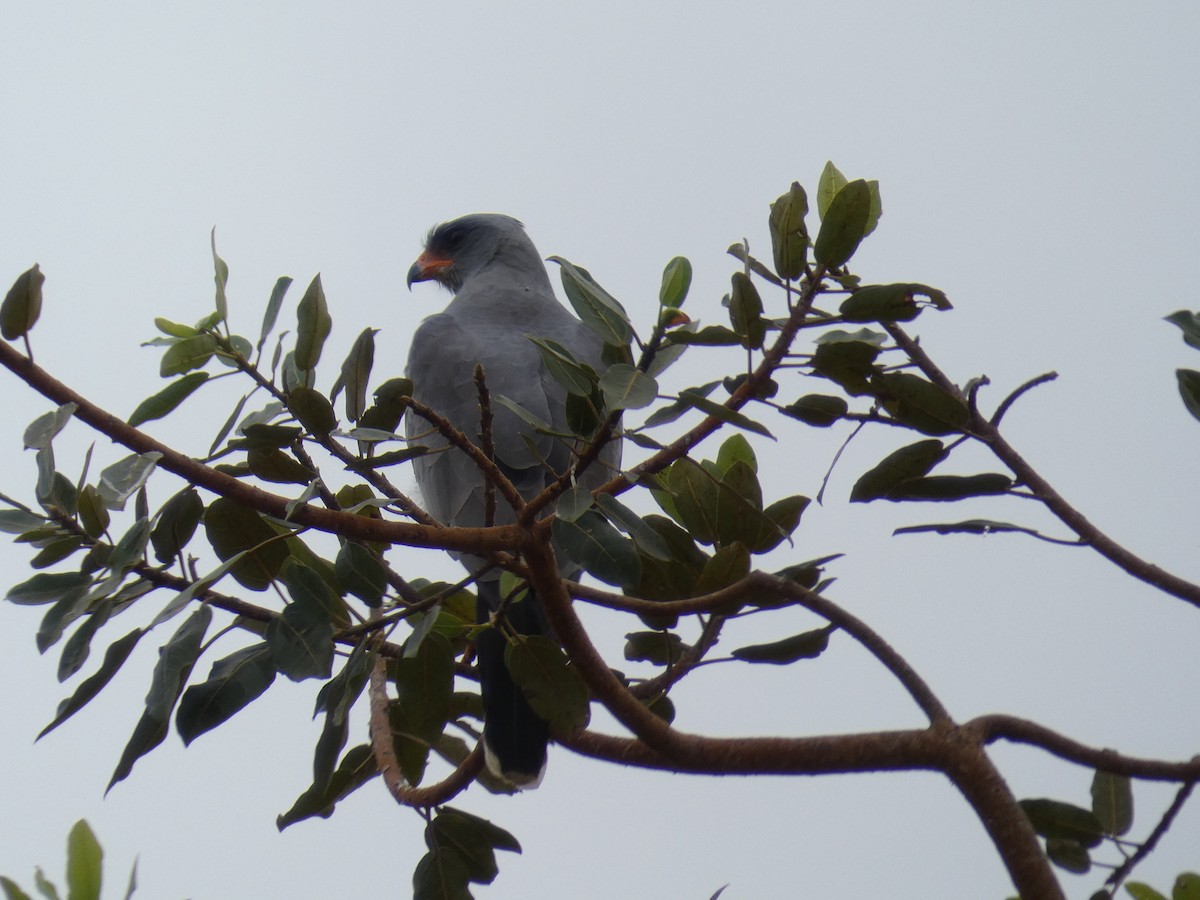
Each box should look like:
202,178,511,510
406,213,531,293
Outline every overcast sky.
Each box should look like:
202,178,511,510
1,3,1198,898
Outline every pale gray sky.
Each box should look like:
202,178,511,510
1,3,1198,898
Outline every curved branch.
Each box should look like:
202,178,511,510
367,646,482,807
971,714,1200,781
885,324,1200,610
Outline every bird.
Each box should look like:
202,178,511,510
404,213,617,787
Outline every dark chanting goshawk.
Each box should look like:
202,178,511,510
405,213,617,787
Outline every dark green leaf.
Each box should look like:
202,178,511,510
36,585,90,651
210,228,229,321
623,631,688,666
1165,309,1200,351
814,179,872,267
428,807,520,887
258,276,293,353
747,494,810,554
6,571,91,606
555,485,593,523
128,373,209,427
881,473,1013,502
551,511,641,588
732,625,832,664
1175,874,1200,900
176,643,277,745
108,606,211,791
595,494,672,561
160,334,217,377
659,256,692,308
528,336,598,397
676,390,774,438
728,272,766,350
1045,838,1091,874
768,182,810,280
246,447,315,485
549,256,632,347
276,744,378,830
204,497,289,591
1091,770,1133,836
395,631,454,746
0,507,46,535
150,488,203,563
240,423,304,448
505,635,590,732
785,394,848,427
287,386,338,435
598,364,657,411
1176,369,1200,423
267,577,336,682
692,542,751,599
334,327,377,422
664,324,743,346
295,273,332,370
335,542,387,606
39,629,143,739
1018,798,1104,848
412,848,472,900
850,439,946,502
812,337,882,396
642,380,720,427
1,263,45,340
76,486,110,539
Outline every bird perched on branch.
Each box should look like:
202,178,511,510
405,213,617,787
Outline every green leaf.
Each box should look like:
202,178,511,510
210,228,229,322
692,541,751,598
549,256,632,347
598,364,657,411
294,273,332,370
768,182,810,280
528,336,598,397
39,629,143,739
1018,798,1104,848
6,571,91,606
665,324,743,346
728,272,766,350
394,631,454,746
159,334,217,377
676,390,774,439
1091,770,1133,836
659,256,692,308
97,453,162,511
277,743,378,831
1175,874,1200,900
747,494,810,554
65,820,102,900
505,635,590,732
108,606,211,791
412,848,472,900
267,578,336,683
127,372,209,427
623,630,688,665
551,511,641,588
288,388,337,437
0,506,46,535
333,327,377,422
258,276,293,353
24,403,76,450
850,439,946,502
841,282,948,322
1045,837,1091,874
204,497,290,591
1125,884,1168,900
732,626,832,664
816,161,849,220
149,488,204,563
428,808,519,886
814,179,872,267
246,447,315,485
176,643,277,745
1176,369,1200,423
785,394,848,427
1166,309,1200,350
881,473,1013,502
335,542,387,606
594,493,672,561
555,485,593,523
873,372,969,435
716,433,757,475
1,263,45,340
0,875,34,900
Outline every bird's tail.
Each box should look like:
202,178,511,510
475,580,550,788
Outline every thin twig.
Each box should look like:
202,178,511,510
1107,779,1196,894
